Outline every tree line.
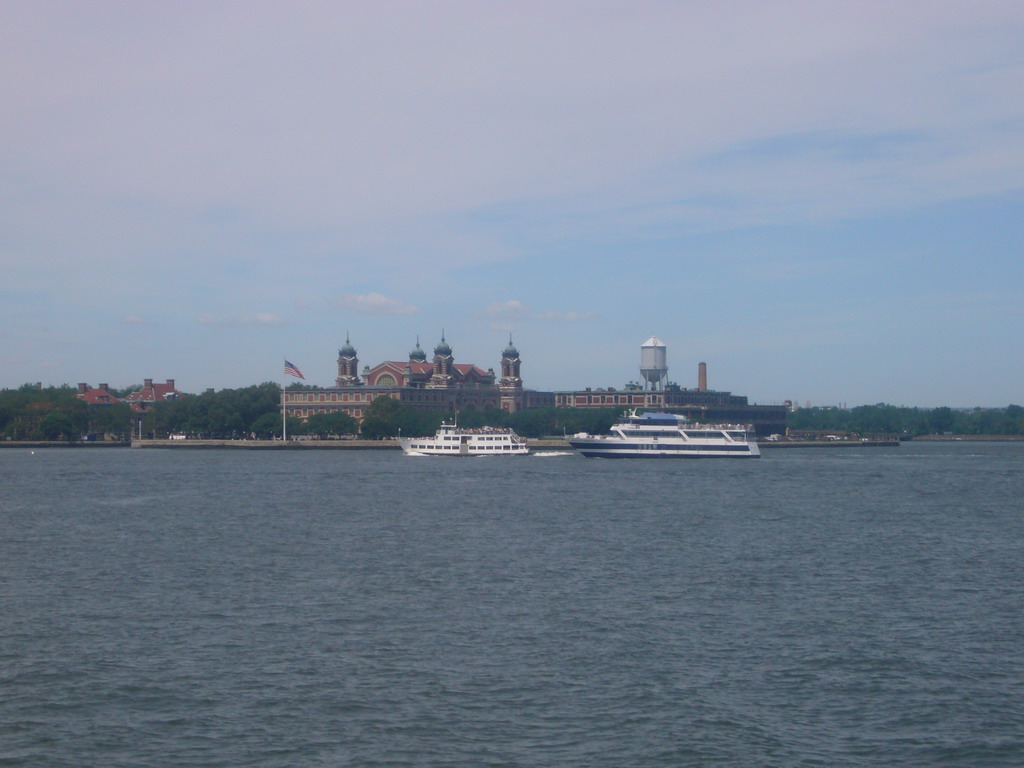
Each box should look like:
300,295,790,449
0,383,624,441
140,383,359,438
3,383,1022,441
0,384,133,441
787,403,1024,436
0,383,354,441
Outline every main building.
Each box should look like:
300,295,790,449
283,334,789,435
283,334,553,423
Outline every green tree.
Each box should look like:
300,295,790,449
249,412,303,438
358,396,441,439
928,407,955,434
139,382,282,438
88,403,132,439
304,411,357,437
40,411,75,440
359,415,397,439
251,412,278,438
1006,404,1024,434
508,408,556,438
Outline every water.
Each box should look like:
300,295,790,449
2,443,1022,766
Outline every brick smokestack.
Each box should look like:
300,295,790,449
697,362,707,392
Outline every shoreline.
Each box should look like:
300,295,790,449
3,435,1022,450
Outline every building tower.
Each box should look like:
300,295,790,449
499,334,522,389
428,332,455,388
640,335,668,390
409,336,427,363
335,333,362,386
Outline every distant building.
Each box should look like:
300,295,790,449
284,335,552,423
553,375,786,435
284,334,787,436
551,338,788,435
122,378,181,414
75,382,119,406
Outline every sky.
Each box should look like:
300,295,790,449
2,1,1022,408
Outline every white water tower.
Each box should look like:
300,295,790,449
640,335,668,390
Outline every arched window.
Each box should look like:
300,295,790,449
377,374,397,387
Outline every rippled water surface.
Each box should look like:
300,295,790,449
2,443,1023,766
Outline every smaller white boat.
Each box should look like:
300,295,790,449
399,420,529,456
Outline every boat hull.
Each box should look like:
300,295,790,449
399,442,529,457
567,440,760,458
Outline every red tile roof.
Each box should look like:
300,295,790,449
454,364,489,377
75,384,120,405
123,379,180,410
377,361,434,375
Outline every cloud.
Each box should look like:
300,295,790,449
3,3,1023,406
335,292,418,315
484,300,529,319
8,1,1022,248
537,311,592,323
196,313,284,327
484,300,592,325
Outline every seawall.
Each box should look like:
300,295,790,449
1,438,913,450
130,438,574,450
0,441,131,449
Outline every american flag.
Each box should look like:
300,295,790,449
284,360,305,379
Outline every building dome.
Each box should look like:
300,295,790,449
409,336,427,362
503,334,519,358
434,333,452,357
339,333,357,358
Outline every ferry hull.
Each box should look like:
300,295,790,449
568,441,760,459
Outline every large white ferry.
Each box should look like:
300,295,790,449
399,420,530,456
567,410,761,458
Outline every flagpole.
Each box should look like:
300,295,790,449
282,359,304,442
